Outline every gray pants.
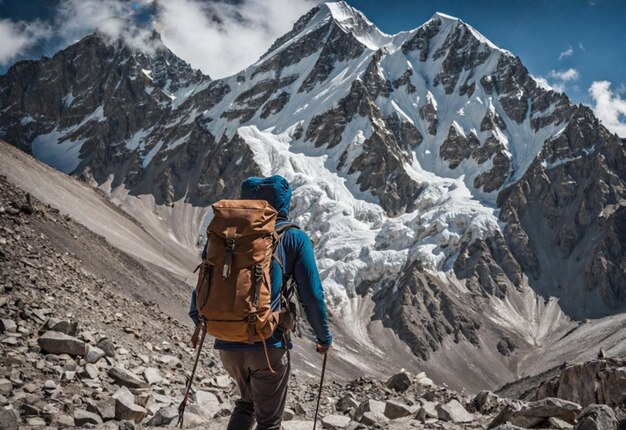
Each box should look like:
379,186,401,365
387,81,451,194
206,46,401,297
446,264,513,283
219,348,290,430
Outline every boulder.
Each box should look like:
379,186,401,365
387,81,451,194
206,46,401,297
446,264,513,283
384,400,413,419
549,416,574,429
158,354,181,368
336,394,359,412
196,390,222,418
87,398,116,421
146,405,178,427
437,399,473,423
0,378,12,395
489,398,582,429
113,386,147,423
283,408,295,421
73,410,103,426
81,363,99,380
56,414,74,428
38,331,87,355
386,371,412,392
144,367,163,385
0,408,19,430
85,346,105,363
97,338,116,357
573,404,618,430
474,390,501,414
360,411,389,426
108,367,149,389
0,319,16,333
355,399,385,420
416,399,438,421
321,414,351,429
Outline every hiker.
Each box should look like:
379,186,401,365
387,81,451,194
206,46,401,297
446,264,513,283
187,175,333,430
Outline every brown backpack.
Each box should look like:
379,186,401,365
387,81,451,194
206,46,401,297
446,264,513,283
194,199,291,345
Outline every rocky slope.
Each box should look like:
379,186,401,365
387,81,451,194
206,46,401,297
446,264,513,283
2,172,624,429
1,1,626,391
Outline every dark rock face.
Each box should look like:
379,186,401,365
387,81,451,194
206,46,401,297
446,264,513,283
373,262,481,360
386,112,423,151
498,107,626,317
402,16,442,61
432,21,492,95
299,23,365,93
306,79,422,216
453,234,522,298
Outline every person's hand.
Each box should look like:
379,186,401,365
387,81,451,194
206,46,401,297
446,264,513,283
316,342,332,354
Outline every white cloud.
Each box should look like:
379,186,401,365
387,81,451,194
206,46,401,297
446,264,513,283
154,0,316,78
52,0,157,54
558,47,573,60
1,0,317,78
0,18,51,65
548,68,580,81
589,81,626,137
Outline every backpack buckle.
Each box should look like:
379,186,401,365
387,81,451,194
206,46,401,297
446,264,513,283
247,314,257,324
225,238,235,250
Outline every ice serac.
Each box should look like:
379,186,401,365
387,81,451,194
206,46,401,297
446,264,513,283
1,1,626,391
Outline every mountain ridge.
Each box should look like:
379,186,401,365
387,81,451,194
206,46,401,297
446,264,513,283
1,1,625,392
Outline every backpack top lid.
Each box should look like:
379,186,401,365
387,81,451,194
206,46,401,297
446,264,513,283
209,199,277,238
241,176,291,220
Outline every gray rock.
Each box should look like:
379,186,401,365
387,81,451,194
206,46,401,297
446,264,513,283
146,405,178,427
473,390,500,414
56,414,74,428
0,319,16,333
384,400,413,419
321,414,351,429
119,420,136,430
573,404,618,430
112,386,147,423
386,371,412,392
0,408,19,430
81,363,99,380
0,378,12,395
158,354,181,368
143,367,163,385
196,390,222,418
97,338,116,357
108,367,149,389
355,399,385,420
549,416,574,429
283,407,295,421
48,320,79,336
87,398,116,421
38,331,87,355
416,400,438,422
336,394,359,413
74,409,103,426
489,398,582,429
360,411,389,426
436,399,473,423
85,346,106,363
26,417,46,427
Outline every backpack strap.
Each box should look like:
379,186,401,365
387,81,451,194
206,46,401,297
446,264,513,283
272,223,300,271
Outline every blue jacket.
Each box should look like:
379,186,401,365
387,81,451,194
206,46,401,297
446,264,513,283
188,175,333,350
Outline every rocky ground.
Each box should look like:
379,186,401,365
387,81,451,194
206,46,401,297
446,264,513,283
1,174,625,429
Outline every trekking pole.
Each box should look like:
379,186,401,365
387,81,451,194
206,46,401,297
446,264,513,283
312,351,328,430
177,322,207,428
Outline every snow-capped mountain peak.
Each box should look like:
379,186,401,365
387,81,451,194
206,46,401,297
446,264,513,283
2,2,625,391
323,1,393,50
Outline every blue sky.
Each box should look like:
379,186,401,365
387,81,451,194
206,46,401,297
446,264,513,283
1,0,625,135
